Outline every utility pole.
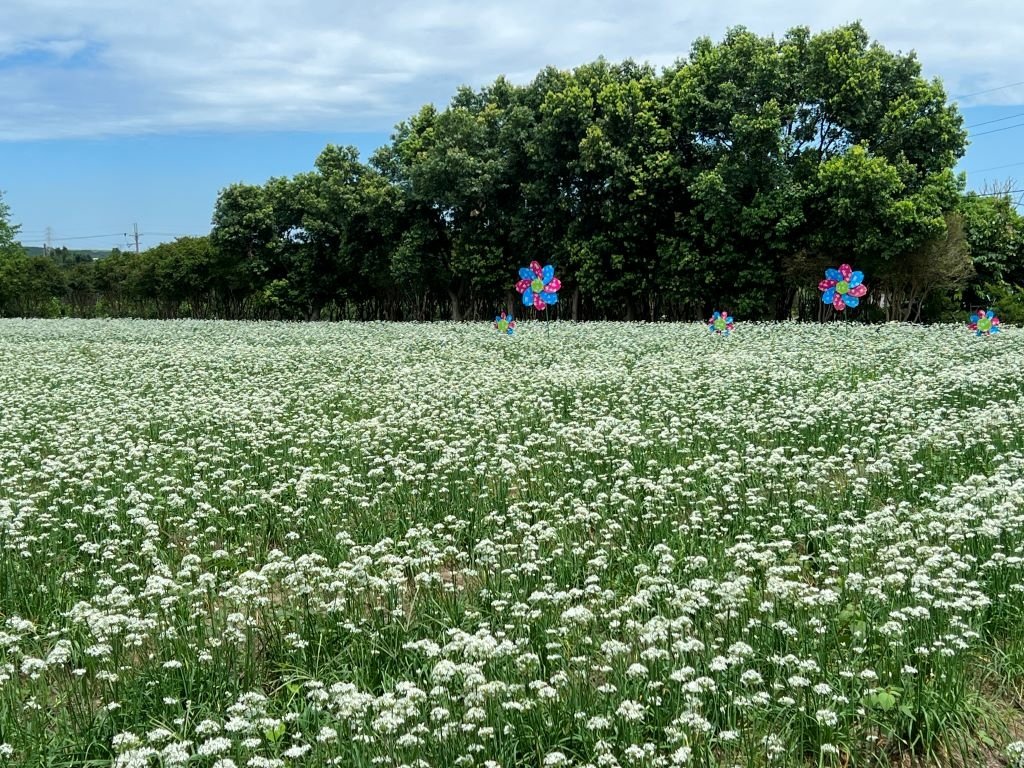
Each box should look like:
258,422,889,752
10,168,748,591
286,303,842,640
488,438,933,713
44,226,52,258
133,223,140,254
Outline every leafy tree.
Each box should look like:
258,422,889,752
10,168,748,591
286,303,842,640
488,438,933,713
294,146,398,319
380,78,531,320
563,60,677,318
960,193,1023,285
665,23,966,319
0,191,62,316
0,191,20,255
875,211,973,321
210,183,278,316
92,249,138,316
140,236,219,317
65,261,98,316
788,23,965,315
668,28,803,318
959,191,1024,323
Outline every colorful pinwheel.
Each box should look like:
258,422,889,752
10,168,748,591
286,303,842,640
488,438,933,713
819,264,867,311
708,310,735,336
968,309,1000,336
516,261,561,311
494,311,516,335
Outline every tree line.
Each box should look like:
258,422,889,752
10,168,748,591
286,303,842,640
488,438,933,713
2,22,1023,323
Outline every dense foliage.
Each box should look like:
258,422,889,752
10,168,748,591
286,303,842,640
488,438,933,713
2,22,1023,321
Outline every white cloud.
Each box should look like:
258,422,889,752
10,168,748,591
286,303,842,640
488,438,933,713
0,0,1020,140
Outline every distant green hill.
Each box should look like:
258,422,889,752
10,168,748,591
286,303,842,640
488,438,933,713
23,246,110,261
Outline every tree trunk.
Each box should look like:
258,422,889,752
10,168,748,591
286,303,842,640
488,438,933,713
572,288,580,322
448,290,462,322
778,286,797,321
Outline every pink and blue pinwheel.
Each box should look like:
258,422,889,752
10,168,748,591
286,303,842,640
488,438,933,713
708,310,735,336
968,309,1000,336
819,263,867,311
516,261,561,311
494,311,516,335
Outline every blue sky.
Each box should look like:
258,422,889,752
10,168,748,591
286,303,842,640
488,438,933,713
1,0,1022,251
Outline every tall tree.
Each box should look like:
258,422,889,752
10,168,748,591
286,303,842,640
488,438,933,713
960,192,1023,286
663,23,966,318
0,194,65,317
210,183,278,316
875,211,974,320
668,28,803,318
379,78,528,320
0,191,21,255
295,146,396,319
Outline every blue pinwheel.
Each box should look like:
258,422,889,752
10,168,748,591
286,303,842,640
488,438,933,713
708,311,735,336
968,309,1000,336
494,311,516,335
818,263,867,311
515,261,561,311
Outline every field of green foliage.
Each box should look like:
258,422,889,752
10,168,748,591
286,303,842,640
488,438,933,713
1,319,1023,768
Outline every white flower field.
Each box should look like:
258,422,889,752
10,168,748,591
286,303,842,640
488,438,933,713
1,319,1023,767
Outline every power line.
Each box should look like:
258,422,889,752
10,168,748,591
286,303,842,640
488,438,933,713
966,112,1024,128
26,229,203,242
964,160,1024,173
36,233,121,242
968,188,1024,209
971,188,1024,197
971,121,1024,138
953,80,1024,99
49,233,125,242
